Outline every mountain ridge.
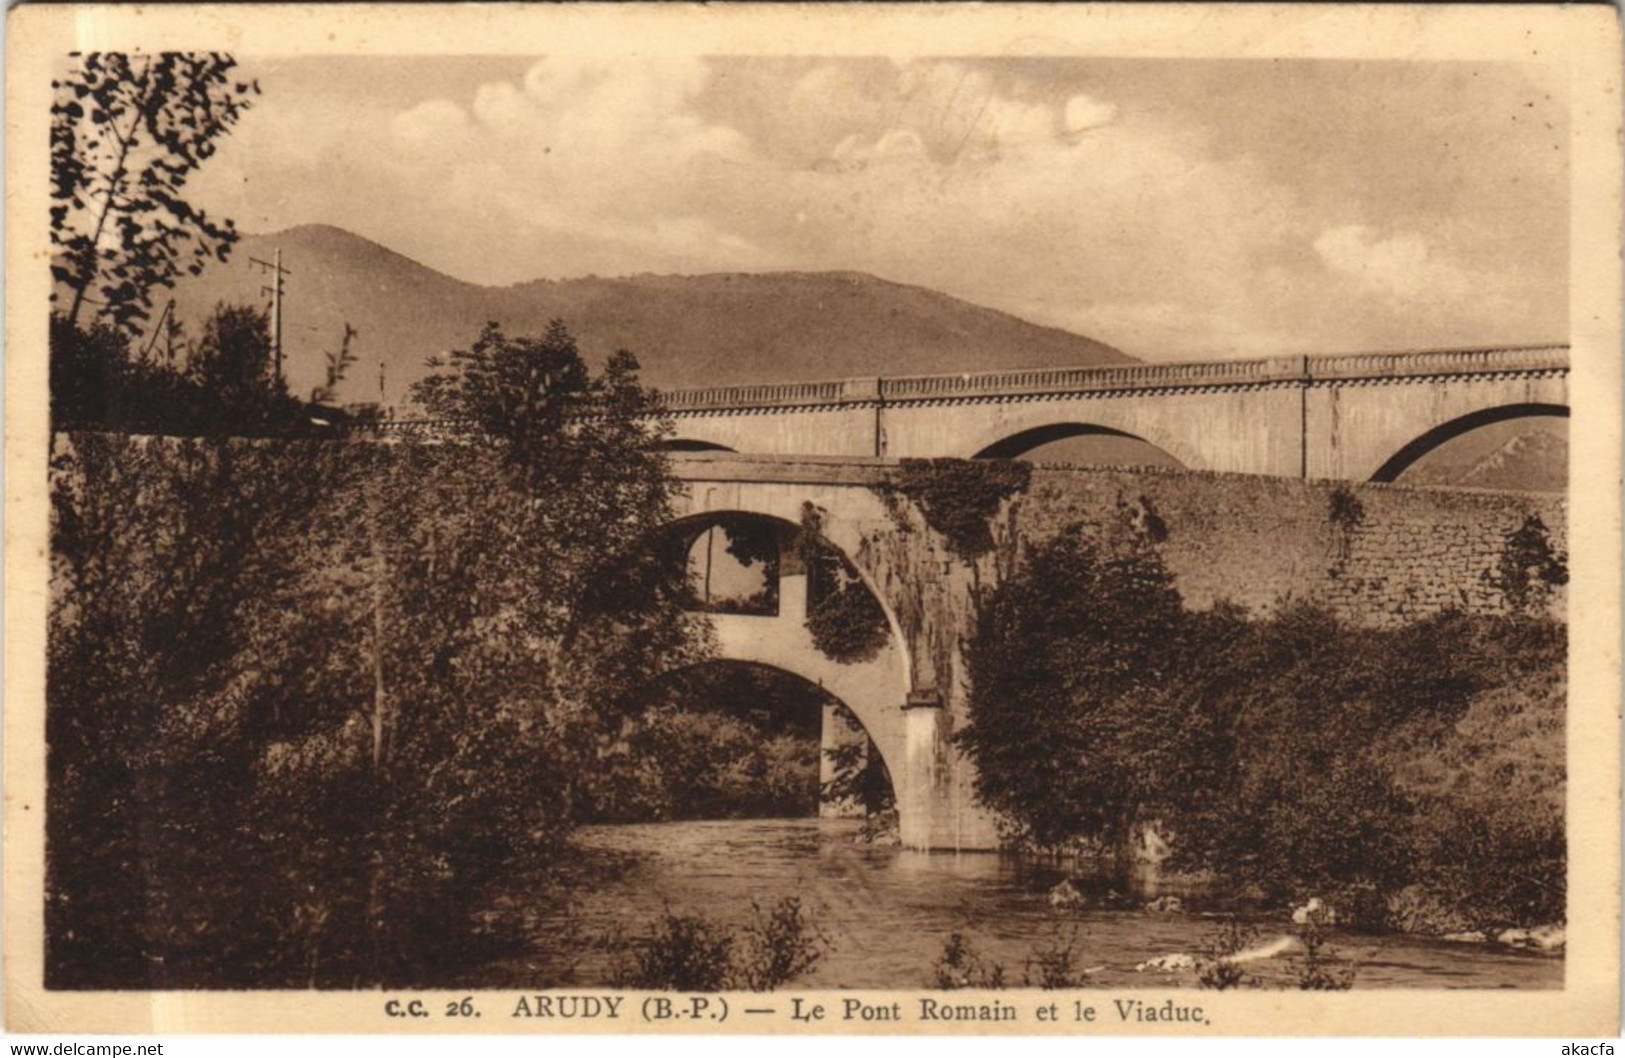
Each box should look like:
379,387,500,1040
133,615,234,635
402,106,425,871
167,225,1132,408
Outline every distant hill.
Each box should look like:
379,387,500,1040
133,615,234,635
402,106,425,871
1398,418,1566,493
159,224,1132,409
1457,429,1567,492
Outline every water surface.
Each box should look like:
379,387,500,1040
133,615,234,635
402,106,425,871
525,818,1561,990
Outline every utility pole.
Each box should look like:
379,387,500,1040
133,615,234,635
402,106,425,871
249,249,291,384
139,299,175,364
703,524,716,606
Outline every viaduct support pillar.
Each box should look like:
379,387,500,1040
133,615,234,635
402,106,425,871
899,690,946,850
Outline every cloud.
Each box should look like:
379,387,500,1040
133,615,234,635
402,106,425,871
1063,94,1118,135
190,56,1568,359
350,56,767,276
1313,225,1471,303
391,99,471,147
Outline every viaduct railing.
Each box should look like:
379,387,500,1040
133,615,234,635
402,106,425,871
367,345,1568,433
658,345,1569,413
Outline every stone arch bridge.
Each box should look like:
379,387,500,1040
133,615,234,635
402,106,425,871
668,452,1567,852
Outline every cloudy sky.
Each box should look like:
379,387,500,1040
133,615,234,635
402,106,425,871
189,55,1569,361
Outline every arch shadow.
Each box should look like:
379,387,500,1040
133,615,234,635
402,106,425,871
1369,403,1569,483
663,439,737,453
972,422,1186,466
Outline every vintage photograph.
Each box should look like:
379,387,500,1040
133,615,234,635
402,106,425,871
6,1,1620,1037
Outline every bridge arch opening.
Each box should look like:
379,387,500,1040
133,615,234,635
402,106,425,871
661,511,901,667
667,513,783,616
662,438,737,453
972,423,1186,467
1370,403,1568,490
586,659,894,822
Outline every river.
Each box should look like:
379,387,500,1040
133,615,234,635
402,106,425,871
519,818,1561,990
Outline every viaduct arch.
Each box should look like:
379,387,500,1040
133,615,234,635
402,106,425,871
970,422,1187,465
1367,403,1569,484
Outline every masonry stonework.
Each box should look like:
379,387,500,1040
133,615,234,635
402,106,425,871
1004,466,1567,627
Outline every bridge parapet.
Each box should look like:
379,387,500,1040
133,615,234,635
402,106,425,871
663,379,848,411
1303,345,1569,381
658,345,1568,412
879,357,1284,401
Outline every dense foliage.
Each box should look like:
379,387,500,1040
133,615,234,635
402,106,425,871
52,52,258,333
960,519,1567,931
577,664,827,822
47,321,702,987
876,458,1031,560
798,504,889,663
820,703,896,817
50,307,336,435
959,523,1186,848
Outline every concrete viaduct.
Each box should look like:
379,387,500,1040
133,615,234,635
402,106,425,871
660,345,1568,482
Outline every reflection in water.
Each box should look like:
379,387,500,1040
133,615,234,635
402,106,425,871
527,819,1561,990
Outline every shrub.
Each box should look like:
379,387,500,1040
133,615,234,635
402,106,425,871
1154,607,1562,908
610,898,830,991
930,933,1006,989
799,504,889,663
1195,920,1262,991
956,510,1566,932
1021,925,1092,989
611,911,735,991
736,898,831,991
1485,514,1568,616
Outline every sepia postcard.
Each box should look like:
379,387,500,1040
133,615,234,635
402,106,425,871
4,1,1621,1038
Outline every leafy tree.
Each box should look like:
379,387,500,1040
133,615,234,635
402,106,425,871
50,302,315,435
578,664,827,823
48,320,707,987
51,52,258,333
958,523,1185,850
820,703,895,816
312,323,361,405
